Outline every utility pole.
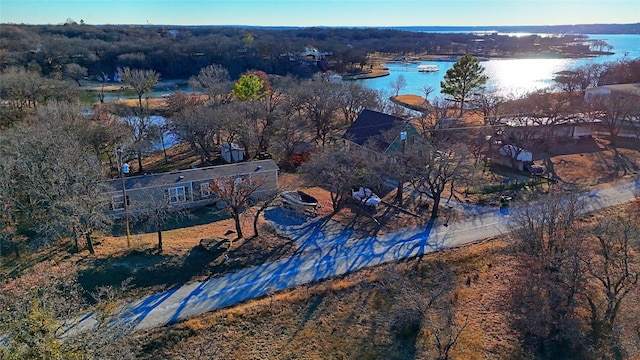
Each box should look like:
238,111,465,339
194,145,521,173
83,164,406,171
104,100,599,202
117,148,131,248
396,131,407,205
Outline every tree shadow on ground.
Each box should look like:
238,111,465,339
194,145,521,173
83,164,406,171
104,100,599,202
232,232,297,268
112,205,230,237
79,227,298,303
77,247,216,300
611,146,640,175
532,137,604,159
602,135,640,151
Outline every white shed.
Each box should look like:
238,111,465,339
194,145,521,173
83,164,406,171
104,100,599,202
221,143,245,163
499,144,532,162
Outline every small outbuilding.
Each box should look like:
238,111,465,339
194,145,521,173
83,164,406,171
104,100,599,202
493,144,533,172
221,142,245,163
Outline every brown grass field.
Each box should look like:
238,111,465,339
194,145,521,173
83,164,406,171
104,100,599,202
131,201,640,359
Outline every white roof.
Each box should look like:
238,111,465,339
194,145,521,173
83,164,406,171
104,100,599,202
586,83,640,97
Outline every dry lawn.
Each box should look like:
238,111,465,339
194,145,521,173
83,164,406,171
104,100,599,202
542,136,640,185
131,201,640,359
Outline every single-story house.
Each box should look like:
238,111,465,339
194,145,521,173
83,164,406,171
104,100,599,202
104,159,279,218
342,109,421,155
584,83,640,135
584,83,640,107
497,116,602,141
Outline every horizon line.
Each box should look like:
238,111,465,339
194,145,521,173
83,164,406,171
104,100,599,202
2,22,639,28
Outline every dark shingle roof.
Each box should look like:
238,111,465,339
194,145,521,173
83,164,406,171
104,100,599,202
342,109,405,150
105,159,278,193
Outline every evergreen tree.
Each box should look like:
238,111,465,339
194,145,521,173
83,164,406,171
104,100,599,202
440,54,488,117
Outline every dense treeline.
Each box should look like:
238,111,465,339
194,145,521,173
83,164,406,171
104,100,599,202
0,24,611,80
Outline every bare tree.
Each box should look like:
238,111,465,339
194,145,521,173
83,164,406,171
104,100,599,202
121,111,160,173
232,76,299,158
0,261,136,359
390,74,407,97
0,66,45,111
470,91,506,125
167,102,222,164
0,102,111,254
114,68,161,172
297,80,343,147
188,64,233,103
0,66,77,124
0,152,22,258
271,111,309,168
585,90,639,144
217,102,251,163
584,90,640,176
300,145,385,213
377,262,467,360
421,85,435,104
117,67,160,109
82,105,132,174
95,72,110,103
582,215,640,359
336,82,381,124
208,175,267,240
63,63,88,86
131,193,189,252
408,142,470,218
429,96,454,122
508,194,590,358
554,70,583,93
248,191,281,239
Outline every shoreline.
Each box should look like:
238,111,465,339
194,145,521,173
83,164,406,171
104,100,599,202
345,51,617,80
379,51,615,63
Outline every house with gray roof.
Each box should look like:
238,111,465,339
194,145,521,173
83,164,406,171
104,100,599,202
104,159,279,218
342,109,421,155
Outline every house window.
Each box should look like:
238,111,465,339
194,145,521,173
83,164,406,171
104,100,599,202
234,174,251,186
111,195,129,211
168,186,187,203
200,182,211,198
112,195,124,211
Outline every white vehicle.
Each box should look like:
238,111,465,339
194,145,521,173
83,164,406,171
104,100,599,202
352,187,381,207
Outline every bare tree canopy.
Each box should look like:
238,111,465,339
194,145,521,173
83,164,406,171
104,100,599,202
508,194,640,359
188,64,232,102
117,67,160,109
208,175,267,239
0,102,111,254
300,145,385,213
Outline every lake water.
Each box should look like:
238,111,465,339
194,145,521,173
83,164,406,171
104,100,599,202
356,34,640,100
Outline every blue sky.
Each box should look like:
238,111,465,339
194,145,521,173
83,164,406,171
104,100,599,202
1,0,638,26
